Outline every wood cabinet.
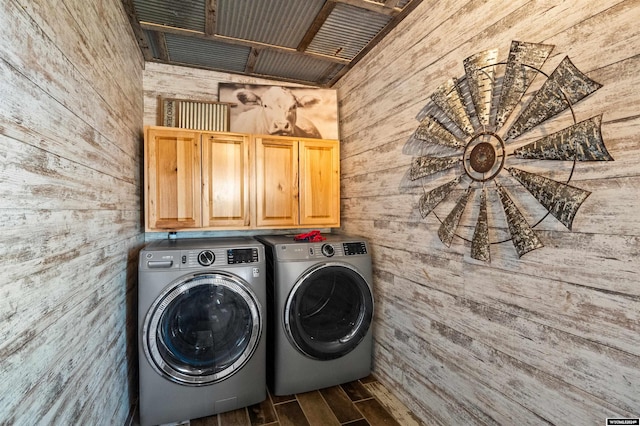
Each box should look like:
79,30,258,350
145,127,250,231
145,127,202,230
144,126,339,231
201,132,251,228
256,136,340,228
255,137,299,227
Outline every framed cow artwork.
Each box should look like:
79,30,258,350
218,83,339,140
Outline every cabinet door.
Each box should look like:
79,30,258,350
201,132,250,227
145,127,202,230
255,137,299,227
299,139,340,227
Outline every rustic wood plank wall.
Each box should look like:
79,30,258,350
0,0,144,423
335,0,640,423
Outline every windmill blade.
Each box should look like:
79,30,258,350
514,115,614,161
415,115,466,149
409,156,459,180
506,56,602,140
431,78,474,136
438,188,471,247
507,167,591,230
471,188,491,262
495,41,554,129
418,177,461,218
496,184,544,257
464,48,499,127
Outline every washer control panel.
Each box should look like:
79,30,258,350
227,248,259,264
142,247,261,269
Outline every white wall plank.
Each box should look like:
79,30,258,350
0,0,143,423
336,0,640,422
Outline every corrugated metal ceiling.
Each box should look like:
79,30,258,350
216,0,326,49
132,0,205,32
306,3,392,60
124,0,424,87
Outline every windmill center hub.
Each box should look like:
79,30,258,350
463,131,505,182
469,142,496,173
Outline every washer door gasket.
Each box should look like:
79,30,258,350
143,272,262,386
285,263,373,360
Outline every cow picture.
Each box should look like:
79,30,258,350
219,83,339,140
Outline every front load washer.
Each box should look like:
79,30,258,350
138,237,266,426
256,234,374,396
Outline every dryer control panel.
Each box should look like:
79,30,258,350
276,241,368,260
343,242,367,255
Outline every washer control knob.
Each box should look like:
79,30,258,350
321,244,335,257
197,250,215,266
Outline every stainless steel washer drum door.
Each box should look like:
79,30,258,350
285,263,373,360
143,272,262,386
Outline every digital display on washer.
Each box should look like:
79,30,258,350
227,248,259,264
343,242,367,255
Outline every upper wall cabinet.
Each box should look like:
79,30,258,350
145,126,251,231
144,127,339,231
201,132,251,228
145,127,202,230
299,139,340,227
255,137,299,227
255,136,340,228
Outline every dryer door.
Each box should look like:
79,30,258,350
143,272,262,385
285,263,373,360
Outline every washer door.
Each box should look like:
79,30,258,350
285,263,373,360
143,272,262,386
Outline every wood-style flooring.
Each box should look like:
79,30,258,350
155,375,424,426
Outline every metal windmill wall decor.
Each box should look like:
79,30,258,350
408,41,613,261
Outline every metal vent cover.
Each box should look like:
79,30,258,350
160,98,230,131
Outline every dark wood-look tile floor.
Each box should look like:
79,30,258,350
143,375,424,426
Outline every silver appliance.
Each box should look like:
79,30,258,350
256,234,374,396
138,237,266,426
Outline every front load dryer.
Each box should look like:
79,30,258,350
138,237,266,426
256,234,374,396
